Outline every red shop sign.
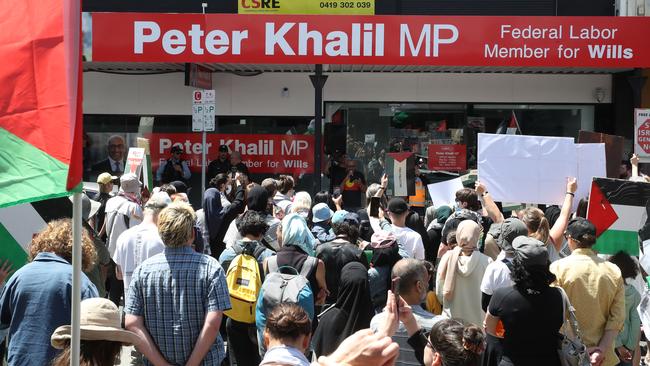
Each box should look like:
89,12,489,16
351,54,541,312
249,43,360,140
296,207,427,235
428,144,467,171
148,133,314,175
92,13,650,67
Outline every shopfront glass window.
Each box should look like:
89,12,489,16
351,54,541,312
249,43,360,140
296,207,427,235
324,102,594,186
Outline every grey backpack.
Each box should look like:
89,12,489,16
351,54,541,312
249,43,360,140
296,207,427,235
254,256,316,355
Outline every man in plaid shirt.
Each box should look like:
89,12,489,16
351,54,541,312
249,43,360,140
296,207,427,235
125,202,231,366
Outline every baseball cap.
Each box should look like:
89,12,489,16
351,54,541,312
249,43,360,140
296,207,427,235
512,236,548,266
97,172,117,185
370,231,397,249
219,145,229,152
488,218,528,253
331,210,349,224
387,198,409,215
171,145,183,153
565,217,597,243
312,203,334,223
119,173,141,194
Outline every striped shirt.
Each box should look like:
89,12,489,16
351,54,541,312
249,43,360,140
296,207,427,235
125,246,231,366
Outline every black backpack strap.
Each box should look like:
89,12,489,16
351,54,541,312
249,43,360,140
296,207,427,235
253,245,267,260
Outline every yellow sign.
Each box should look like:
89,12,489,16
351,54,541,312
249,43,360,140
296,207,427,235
238,0,374,15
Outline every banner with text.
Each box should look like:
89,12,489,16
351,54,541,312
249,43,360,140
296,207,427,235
238,0,374,15
148,133,314,175
428,144,467,171
91,13,650,67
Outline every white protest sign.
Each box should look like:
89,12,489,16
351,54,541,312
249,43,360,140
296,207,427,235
426,177,464,209
478,133,577,205
192,89,216,132
575,143,606,207
124,147,146,179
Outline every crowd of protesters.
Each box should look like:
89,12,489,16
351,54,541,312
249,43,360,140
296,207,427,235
0,146,648,366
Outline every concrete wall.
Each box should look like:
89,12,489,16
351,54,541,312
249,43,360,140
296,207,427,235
83,71,612,115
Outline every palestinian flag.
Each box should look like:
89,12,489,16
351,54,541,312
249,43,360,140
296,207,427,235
0,197,73,268
0,0,83,209
385,152,415,197
496,111,521,135
587,178,649,255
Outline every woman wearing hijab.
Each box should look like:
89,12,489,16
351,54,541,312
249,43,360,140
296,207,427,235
312,262,373,357
367,231,402,312
264,213,329,305
203,174,246,258
427,206,452,263
223,185,282,250
436,220,492,326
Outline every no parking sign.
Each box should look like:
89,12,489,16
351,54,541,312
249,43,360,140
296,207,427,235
192,89,215,132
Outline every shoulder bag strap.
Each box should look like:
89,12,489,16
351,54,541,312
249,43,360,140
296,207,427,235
556,286,586,343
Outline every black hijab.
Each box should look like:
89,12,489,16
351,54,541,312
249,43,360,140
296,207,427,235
312,262,373,357
247,186,269,213
203,188,224,244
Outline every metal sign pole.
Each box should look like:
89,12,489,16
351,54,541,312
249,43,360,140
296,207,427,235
202,130,207,194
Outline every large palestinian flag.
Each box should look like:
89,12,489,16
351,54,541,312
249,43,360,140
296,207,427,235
0,198,73,268
385,152,416,197
587,178,649,255
0,0,83,266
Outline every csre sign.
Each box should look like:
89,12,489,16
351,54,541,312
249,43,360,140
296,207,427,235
241,0,280,9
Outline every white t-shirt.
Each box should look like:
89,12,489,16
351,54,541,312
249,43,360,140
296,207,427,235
391,225,425,260
480,259,513,295
105,195,143,258
112,223,164,291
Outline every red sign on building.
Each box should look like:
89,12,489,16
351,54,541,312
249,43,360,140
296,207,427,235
92,13,650,67
148,133,315,175
428,144,467,171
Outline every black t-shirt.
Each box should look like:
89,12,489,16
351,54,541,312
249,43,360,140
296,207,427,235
315,239,369,304
488,286,563,366
207,158,231,181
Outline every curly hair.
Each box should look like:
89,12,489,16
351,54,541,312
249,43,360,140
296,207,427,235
29,218,96,272
510,255,556,293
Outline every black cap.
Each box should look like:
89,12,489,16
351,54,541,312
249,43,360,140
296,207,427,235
171,145,183,153
387,198,409,215
566,217,597,243
219,145,229,152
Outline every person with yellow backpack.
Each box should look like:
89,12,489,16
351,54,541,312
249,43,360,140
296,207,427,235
219,210,276,366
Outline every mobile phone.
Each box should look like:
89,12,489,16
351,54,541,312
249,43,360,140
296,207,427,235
332,188,341,199
391,277,401,320
369,196,381,217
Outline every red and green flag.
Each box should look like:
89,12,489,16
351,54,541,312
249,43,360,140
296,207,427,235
0,0,82,206
587,178,648,255
0,0,83,265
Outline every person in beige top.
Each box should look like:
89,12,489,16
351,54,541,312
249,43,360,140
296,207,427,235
550,218,625,366
436,220,492,326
